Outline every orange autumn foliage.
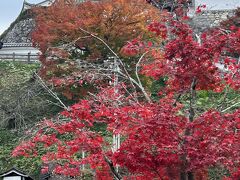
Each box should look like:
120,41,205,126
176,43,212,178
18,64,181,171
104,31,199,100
32,0,162,57
31,0,163,100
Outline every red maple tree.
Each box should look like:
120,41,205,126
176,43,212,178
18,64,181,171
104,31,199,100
13,0,240,179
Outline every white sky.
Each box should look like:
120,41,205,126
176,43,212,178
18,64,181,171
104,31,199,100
0,0,240,35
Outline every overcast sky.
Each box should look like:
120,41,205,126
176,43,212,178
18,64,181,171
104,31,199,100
0,0,240,35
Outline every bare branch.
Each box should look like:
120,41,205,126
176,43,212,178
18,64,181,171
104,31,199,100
77,27,152,102
34,72,69,111
221,101,240,113
135,52,151,103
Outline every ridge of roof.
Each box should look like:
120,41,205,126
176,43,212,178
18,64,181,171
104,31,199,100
35,0,55,6
0,167,28,177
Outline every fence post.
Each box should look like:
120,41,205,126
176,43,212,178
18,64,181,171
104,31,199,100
13,52,15,62
27,52,31,63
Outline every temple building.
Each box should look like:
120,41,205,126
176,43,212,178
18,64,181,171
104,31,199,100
1,0,240,45
192,0,240,31
0,0,54,44
0,0,54,59
0,0,239,61
0,168,33,180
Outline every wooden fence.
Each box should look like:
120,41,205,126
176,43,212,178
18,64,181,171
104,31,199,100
0,53,39,63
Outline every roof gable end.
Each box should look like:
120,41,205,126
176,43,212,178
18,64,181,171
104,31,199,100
0,168,28,177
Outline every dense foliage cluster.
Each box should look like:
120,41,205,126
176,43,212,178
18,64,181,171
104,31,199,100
11,0,240,179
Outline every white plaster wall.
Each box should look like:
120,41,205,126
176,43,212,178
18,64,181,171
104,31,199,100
3,176,21,180
0,47,40,55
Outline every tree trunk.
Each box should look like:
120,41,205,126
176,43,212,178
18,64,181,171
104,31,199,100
180,78,197,180
104,155,122,180
188,172,194,180
180,172,194,180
